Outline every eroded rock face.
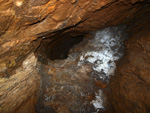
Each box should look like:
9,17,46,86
0,0,149,113
0,0,147,77
110,23,150,113
0,53,40,113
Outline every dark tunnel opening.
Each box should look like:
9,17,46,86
35,31,85,63
46,35,84,60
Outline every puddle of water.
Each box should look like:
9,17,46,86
36,26,127,113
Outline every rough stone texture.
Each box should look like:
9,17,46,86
110,23,150,113
0,53,40,113
36,38,107,113
0,0,147,77
0,0,150,113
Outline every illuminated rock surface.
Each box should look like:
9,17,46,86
0,0,150,113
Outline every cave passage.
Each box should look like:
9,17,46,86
46,35,84,60
35,26,127,113
36,31,84,62
0,1,150,113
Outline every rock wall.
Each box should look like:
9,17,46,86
0,53,40,113
0,0,149,113
0,0,146,77
110,23,150,113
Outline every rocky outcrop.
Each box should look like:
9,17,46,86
110,23,150,113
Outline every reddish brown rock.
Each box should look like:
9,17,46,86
0,0,149,113
0,0,148,77
110,23,150,113
0,53,40,113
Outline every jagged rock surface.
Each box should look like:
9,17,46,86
0,0,146,77
0,53,40,113
110,23,150,113
0,0,149,113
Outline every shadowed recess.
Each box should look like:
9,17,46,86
36,31,85,62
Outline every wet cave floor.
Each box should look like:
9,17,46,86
35,26,127,113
